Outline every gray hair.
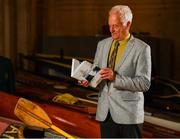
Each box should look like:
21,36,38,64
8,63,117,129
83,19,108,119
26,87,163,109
109,5,133,26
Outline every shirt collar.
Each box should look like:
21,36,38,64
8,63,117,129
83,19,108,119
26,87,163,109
119,33,130,44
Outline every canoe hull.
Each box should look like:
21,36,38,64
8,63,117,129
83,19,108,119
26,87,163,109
0,92,100,138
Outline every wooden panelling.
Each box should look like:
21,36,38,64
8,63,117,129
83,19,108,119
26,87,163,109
0,0,5,56
42,0,180,80
16,0,31,55
0,0,17,68
43,0,180,37
0,0,179,80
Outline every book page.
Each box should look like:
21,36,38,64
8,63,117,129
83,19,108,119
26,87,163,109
71,59,80,76
71,60,92,81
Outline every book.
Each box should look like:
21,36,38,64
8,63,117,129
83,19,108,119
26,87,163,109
71,58,102,88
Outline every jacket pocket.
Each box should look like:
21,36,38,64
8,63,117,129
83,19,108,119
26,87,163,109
121,91,140,101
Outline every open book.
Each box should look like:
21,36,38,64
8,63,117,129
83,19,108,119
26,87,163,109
71,58,102,88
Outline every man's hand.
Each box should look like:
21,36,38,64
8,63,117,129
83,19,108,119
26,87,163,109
100,68,116,81
78,80,89,87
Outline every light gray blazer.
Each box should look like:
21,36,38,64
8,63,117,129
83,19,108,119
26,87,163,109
94,35,151,124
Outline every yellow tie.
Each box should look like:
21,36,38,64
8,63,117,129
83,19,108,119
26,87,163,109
108,41,119,70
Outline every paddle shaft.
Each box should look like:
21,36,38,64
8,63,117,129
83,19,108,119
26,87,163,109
51,125,74,138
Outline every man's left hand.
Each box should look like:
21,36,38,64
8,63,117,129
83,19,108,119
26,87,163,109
99,68,116,81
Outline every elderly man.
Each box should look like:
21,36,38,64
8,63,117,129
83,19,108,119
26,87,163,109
80,5,151,138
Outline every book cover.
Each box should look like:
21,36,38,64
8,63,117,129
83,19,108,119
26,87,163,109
71,58,102,88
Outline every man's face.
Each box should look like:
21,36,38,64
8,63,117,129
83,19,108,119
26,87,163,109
108,13,128,40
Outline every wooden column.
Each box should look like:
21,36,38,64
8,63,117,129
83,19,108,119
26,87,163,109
0,0,17,68
0,0,5,56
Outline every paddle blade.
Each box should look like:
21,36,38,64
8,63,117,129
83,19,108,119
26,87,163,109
14,98,52,129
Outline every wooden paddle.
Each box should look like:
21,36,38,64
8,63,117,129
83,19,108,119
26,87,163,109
14,98,74,139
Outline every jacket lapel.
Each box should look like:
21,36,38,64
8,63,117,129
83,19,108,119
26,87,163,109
103,38,113,67
115,35,135,70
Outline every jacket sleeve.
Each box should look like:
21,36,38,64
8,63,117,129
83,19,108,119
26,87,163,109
114,45,151,92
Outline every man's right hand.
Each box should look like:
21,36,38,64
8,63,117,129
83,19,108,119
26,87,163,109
78,80,89,87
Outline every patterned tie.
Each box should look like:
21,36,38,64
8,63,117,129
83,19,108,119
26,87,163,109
108,41,120,70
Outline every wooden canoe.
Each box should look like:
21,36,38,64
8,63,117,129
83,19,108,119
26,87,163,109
15,71,180,138
1,70,180,138
1,91,180,138
0,92,100,138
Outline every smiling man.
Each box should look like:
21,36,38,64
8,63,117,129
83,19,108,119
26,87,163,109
79,5,151,138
